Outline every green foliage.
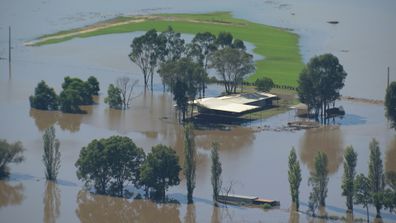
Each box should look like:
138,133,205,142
159,26,185,62
104,84,122,109
87,76,100,96
139,144,181,200
308,151,329,215
255,77,274,92
354,174,372,223
231,39,246,50
210,47,255,94
0,139,24,178
297,54,347,118
29,81,58,110
59,88,83,113
385,82,396,129
211,142,222,202
42,126,61,181
383,172,396,214
342,146,358,213
261,203,272,210
368,138,385,218
75,136,145,196
216,32,233,48
184,124,196,204
61,76,93,105
288,147,302,211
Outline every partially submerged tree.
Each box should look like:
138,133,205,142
211,142,222,204
42,126,61,181
87,76,100,96
385,81,396,129
354,174,372,223
75,136,145,196
29,81,58,110
0,139,24,178
210,47,255,94
297,54,347,119
368,138,385,218
104,84,122,109
308,151,329,216
59,88,83,113
116,77,139,109
139,144,181,200
288,147,302,211
342,146,358,213
184,124,196,204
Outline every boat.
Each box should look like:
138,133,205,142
217,194,280,207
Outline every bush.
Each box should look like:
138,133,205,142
29,81,58,110
0,139,24,178
255,77,274,92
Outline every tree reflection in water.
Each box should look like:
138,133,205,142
211,206,221,223
76,190,181,223
43,181,60,223
288,203,299,223
386,136,396,173
299,126,344,174
0,180,24,208
29,109,83,133
184,203,196,223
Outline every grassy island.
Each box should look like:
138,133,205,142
26,12,303,86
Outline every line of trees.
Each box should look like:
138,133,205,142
30,76,100,114
288,138,396,222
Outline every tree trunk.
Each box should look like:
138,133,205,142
366,206,369,223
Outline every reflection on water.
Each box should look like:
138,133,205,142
76,190,181,223
386,136,396,172
299,126,344,174
184,204,196,223
43,181,61,223
288,204,299,223
211,206,221,223
0,180,24,208
29,109,83,133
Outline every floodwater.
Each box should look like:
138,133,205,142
0,0,396,222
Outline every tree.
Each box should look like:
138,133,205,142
129,29,163,89
87,76,100,96
75,136,145,196
288,147,302,211
342,146,358,213
159,26,185,63
139,144,181,200
29,81,58,110
255,77,274,92
211,142,222,204
384,171,396,214
354,174,372,223
368,138,385,218
308,151,329,215
385,82,396,129
231,39,246,50
0,139,24,178
116,77,139,110
104,84,122,109
42,126,61,181
61,76,93,105
184,124,196,204
59,88,83,113
297,54,347,119
216,32,233,48
210,47,255,94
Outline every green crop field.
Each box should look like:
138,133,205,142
29,12,304,87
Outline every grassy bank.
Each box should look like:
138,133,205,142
28,12,303,86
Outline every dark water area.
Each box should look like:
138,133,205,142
0,0,396,222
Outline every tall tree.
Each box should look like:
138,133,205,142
210,47,255,94
139,144,181,200
75,136,145,196
184,124,196,204
368,138,385,218
29,81,58,110
129,29,163,90
288,147,302,211
211,142,222,204
297,54,347,119
42,126,61,181
308,151,329,215
385,81,396,129
0,139,24,178
342,146,358,213
354,174,372,223
159,26,185,63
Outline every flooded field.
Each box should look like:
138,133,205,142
0,0,396,222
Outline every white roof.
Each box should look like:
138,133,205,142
220,194,258,200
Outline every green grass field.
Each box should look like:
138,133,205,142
30,12,303,87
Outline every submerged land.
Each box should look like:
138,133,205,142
26,12,303,87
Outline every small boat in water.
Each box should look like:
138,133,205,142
217,194,280,207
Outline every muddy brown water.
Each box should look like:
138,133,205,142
1,0,396,222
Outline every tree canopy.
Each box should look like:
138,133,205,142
29,81,58,110
255,77,274,92
75,136,145,196
297,54,347,119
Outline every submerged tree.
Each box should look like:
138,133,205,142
42,126,61,181
211,142,222,204
116,77,139,109
354,174,372,223
104,84,122,109
288,147,302,211
368,138,385,218
29,81,58,110
184,124,196,204
385,81,396,129
342,146,358,213
308,151,329,215
0,139,24,178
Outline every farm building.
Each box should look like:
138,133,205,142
194,92,278,117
